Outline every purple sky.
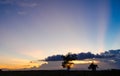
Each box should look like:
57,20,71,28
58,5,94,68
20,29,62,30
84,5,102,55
0,0,120,69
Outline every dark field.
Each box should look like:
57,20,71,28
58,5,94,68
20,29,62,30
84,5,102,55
0,70,120,76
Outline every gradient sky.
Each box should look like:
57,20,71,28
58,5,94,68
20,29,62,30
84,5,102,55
0,0,120,69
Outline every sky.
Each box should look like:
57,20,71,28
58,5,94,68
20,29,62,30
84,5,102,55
0,0,120,69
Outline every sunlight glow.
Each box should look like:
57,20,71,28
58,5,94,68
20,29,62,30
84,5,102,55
70,60,99,64
0,57,48,70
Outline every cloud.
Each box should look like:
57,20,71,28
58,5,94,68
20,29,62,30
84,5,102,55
17,2,38,7
17,11,27,15
0,55,42,70
0,0,38,8
0,0,15,4
39,58,120,70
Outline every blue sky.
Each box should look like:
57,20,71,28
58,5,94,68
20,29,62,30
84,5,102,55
0,0,120,69
105,0,120,50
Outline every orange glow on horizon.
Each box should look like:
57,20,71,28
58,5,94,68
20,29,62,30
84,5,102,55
0,60,48,70
0,63,40,70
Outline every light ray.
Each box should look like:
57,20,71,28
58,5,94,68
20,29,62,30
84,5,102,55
96,0,110,53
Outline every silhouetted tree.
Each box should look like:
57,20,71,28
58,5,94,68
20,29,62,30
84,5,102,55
0,69,2,71
88,61,98,71
61,53,77,70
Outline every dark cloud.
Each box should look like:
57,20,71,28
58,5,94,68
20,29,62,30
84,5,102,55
45,49,120,61
39,58,120,70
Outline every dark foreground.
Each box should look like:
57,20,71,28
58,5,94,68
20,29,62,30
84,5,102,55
0,70,120,76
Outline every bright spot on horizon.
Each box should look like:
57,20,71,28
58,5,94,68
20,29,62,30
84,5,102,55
70,60,99,64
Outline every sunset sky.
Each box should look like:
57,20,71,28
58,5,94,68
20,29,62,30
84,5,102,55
0,0,120,69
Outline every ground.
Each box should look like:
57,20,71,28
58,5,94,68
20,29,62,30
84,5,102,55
0,70,120,76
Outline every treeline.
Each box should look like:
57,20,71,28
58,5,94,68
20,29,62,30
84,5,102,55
45,49,120,61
